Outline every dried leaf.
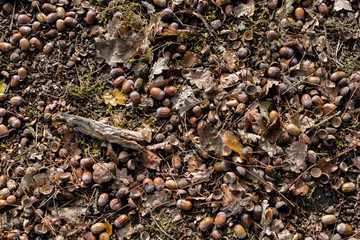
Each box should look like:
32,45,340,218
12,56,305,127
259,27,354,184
223,50,238,71
57,207,87,223
198,122,224,155
237,129,261,144
292,179,309,196
182,68,214,90
103,89,128,106
334,0,353,11
115,168,134,186
0,81,6,93
284,135,308,172
223,131,244,154
234,0,255,18
172,86,201,118
93,163,115,184
219,72,241,88
105,221,112,235
141,150,161,171
181,52,198,68
149,57,170,82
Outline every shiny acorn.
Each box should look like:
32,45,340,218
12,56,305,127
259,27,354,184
0,42,16,52
267,66,280,78
286,123,301,137
90,223,106,234
64,17,77,27
279,47,295,59
177,199,192,211
20,39,30,51
156,107,171,118
211,230,222,240
150,87,165,100
42,3,56,13
318,3,329,15
85,11,97,25
10,33,22,45
172,155,182,169
114,214,129,228
341,182,355,193
153,0,167,7
30,38,43,51
122,80,134,93
8,117,21,128
160,8,173,22
215,212,227,228
301,94,312,108
234,224,247,239
154,177,165,191
330,72,346,82
143,178,155,193
98,193,109,207
199,217,214,231
18,14,32,24
295,7,305,21
321,215,336,226
164,86,177,96
130,91,141,105
336,223,352,236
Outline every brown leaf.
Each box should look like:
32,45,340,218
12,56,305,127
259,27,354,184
334,0,353,11
292,179,309,196
284,135,308,173
181,52,198,68
93,163,115,184
141,150,161,171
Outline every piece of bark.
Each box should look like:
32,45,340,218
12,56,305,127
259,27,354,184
52,113,144,150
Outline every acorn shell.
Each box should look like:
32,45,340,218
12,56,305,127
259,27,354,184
199,217,214,231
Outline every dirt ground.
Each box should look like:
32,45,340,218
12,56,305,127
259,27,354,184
1,0,360,239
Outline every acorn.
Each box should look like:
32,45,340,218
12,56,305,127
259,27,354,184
56,19,66,31
164,86,177,96
57,7,66,19
268,0,278,10
295,7,305,21
318,3,329,15
172,155,182,169
30,38,43,51
143,178,155,193
341,182,355,193
192,105,202,118
9,96,23,106
301,94,312,109
110,68,124,78
18,67,27,79
160,8,173,22
114,76,125,87
279,47,295,59
3,2,13,14
211,230,222,240
199,217,214,231
18,14,32,24
177,199,192,211
6,230,22,239
253,205,263,221
216,0,230,7
98,193,109,207
99,232,110,240
150,87,165,100
330,72,346,82
169,22,179,31
336,223,352,236
64,17,77,27
153,0,166,7
46,13,58,24
10,75,20,89
80,157,95,169
286,123,301,137
42,3,56,13
0,199,6,209
66,11,76,18
176,44,187,53
0,108,6,117
114,214,129,228
90,223,106,234
311,95,324,106
269,110,279,122
224,4,233,16
130,91,141,105
154,177,165,191
84,231,97,240
109,198,122,211
8,117,21,128
6,195,16,204
316,232,329,240
122,80,134,93
215,212,227,228
267,66,280,78
0,42,16,52
165,179,177,189
321,215,336,226
19,39,30,51
234,224,247,239
85,11,97,25
196,0,208,13
156,107,171,118
240,213,252,227
36,13,47,23
10,33,22,46
43,43,55,54
82,171,92,184
267,30,277,42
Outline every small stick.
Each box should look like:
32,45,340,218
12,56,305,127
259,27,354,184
341,87,358,118
150,212,177,240
9,1,16,31
305,111,341,134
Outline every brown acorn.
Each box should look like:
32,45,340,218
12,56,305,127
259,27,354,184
234,224,247,239
98,193,109,207
336,223,352,236
122,80,134,93
224,4,233,16
286,123,301,137
177,199,192,211
321,215,336,226
268,0,278,10
318,3,329,15
153,0,167,7
279,47,295,59
99,232,110,240
18,14,32,24
30,38,43,51
130,91,141,105
301,94,312,109
267,30,277,42
199,217,214,231
113,76,125,87
341,182,355,193
196,0,208,12
164,86,177,96
85,11,97,25
215,212,227,228
143,178,155,193
80,157,95,169
90,223,106,234
172,155,182,169
156,107,171,118
9,96,24,106
10,75,20,89
82,171,92,185
10,33,22,45
150,87,165,100
216,0,230,7
165,179,177,189
109,198,122,211
160,8,173,22
295,7,305,21
154,177,165,191
330,71,346,82
211,230,222,240
110,68,124,79
267,66,280,78
65,11,76,18
8,117,21,128
56,19,66,31
42,3,57,13
0,42,16,52
253,205,263,221
64,17,77,27
46,13,58,24
311,95,324,106
240,213,252,227
43,43,55,54
3,2,13,14
57,7,66,19
114,215,129,228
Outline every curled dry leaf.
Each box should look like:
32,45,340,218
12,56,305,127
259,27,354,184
181,52,198,68
103,89,128,106
141,150,161,171
149,57,170,82
57,207,87,223
219,72,241,88
291,178,309,196
334,0,353,11
223,131,244,154
172,86,201,118
284,135,308,173
233,0,255,18
93,162,115,184
223,50,238,72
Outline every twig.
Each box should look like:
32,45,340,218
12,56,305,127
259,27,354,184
305,111,341,134
150,212,177,240
341,86,358,118
9,0,16,31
